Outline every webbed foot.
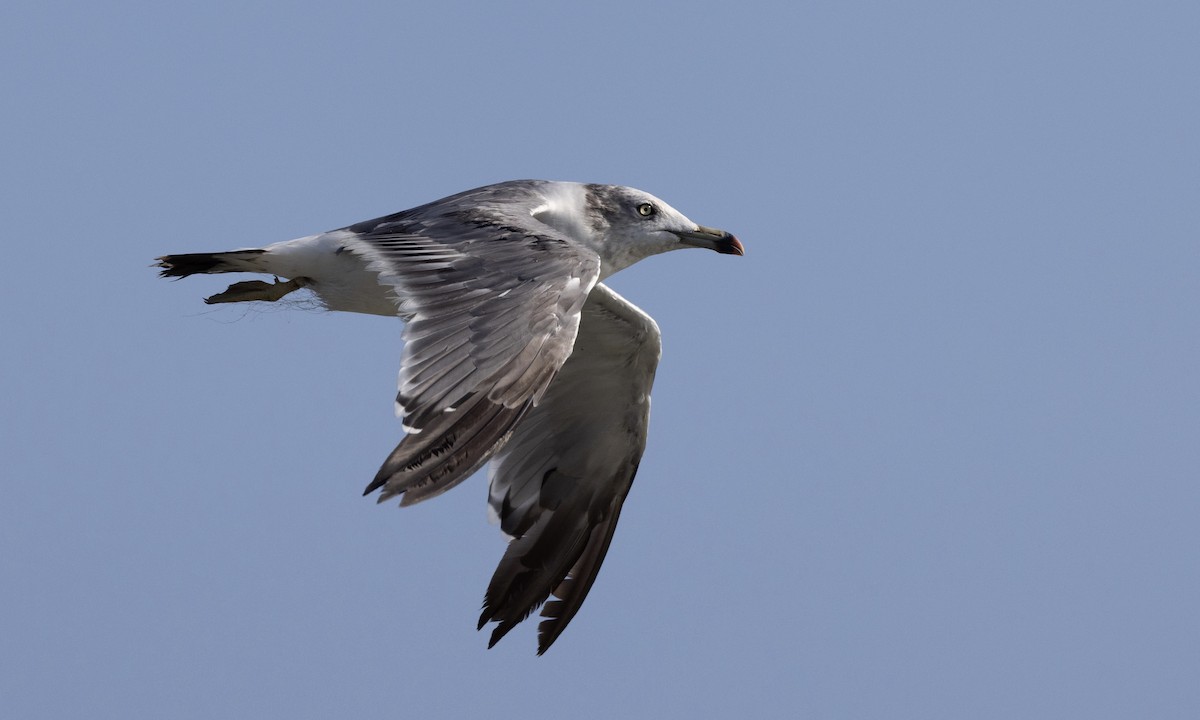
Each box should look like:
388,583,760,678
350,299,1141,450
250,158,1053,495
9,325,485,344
204,277,306,305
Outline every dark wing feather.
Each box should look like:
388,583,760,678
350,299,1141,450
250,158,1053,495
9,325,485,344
478,283,662,653
347,183,601,504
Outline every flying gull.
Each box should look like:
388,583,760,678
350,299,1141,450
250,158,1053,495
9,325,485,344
156,179,744,653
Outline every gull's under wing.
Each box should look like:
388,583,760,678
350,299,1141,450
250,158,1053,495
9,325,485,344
479,282,662,653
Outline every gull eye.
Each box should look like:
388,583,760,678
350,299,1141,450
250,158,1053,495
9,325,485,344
636,202,656,217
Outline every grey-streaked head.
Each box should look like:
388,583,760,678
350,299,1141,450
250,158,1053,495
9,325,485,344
554,183,743,277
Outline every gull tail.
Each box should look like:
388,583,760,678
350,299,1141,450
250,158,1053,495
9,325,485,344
155,250,304,305
155,250,268,278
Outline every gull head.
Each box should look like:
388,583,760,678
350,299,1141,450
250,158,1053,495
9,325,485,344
533,182,743,279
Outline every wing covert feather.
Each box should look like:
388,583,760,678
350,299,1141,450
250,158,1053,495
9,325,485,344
353,184,601,505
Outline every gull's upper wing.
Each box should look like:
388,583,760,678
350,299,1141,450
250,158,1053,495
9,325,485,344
347,184,601,505
479,282,662,653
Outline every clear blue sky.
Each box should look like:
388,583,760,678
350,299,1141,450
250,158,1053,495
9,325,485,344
3,2,1198,718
